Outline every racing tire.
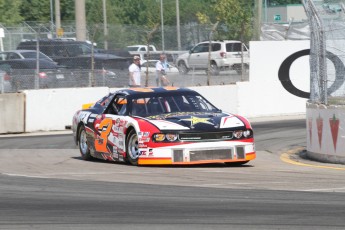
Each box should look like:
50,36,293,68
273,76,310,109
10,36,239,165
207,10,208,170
178,62,189,74
78,126,93,161
126,129,140,166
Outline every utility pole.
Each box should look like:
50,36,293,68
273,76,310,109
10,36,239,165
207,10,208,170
254,0,263,40
50,0,54,37
103,0,108,50
176,0,181,50
75,0,87,41
160,0,165,51
55,0,61,37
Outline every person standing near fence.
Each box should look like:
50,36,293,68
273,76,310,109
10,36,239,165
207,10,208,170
128,55,141,87
155,54,170,86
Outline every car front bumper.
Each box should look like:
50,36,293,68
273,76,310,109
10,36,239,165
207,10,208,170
138,140,255,165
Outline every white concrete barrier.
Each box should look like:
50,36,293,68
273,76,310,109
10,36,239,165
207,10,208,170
0,93,25,133
24,87,110,132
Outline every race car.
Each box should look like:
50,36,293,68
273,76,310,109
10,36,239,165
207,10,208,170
72,87,255,166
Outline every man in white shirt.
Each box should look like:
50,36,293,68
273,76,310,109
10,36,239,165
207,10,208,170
155,54,170,86
128,56,141,87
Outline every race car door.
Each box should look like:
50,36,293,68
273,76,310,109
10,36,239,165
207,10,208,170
93,95,129,162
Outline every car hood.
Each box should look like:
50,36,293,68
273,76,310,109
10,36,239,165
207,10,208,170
143,112,247,131
177,52,190,60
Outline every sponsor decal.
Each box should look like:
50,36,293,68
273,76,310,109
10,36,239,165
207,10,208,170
140,149,153,157
112,148,119,159
308,117,313,144
181,116,213,126
329,114,340,151
138,137,150,143
278,49,345,98
130,88,154,92
138,143,148,148
316,115,323,148
95,118,113,153
138,131,150,137
79,111,91,124
222,116,234,126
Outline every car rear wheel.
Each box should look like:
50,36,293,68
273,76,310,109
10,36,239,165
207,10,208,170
126,129,139,166
178,61,189,74
78,126,93,161
209,62,220,76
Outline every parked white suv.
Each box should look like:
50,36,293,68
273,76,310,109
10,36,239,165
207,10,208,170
176,40,249,75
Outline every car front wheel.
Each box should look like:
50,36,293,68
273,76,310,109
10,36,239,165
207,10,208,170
78,125,93,160
126,129,139,165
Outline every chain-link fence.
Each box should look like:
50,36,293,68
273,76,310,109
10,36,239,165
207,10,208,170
0,22,249,93
303,0,345,105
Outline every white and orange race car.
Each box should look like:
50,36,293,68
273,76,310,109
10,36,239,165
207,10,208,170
72,87,255,166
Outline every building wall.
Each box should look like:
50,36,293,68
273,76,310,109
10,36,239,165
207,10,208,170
266,4,307,23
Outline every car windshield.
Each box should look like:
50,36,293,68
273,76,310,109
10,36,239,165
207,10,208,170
21,52,53,61
226,43,245,52
65,43,92,56
126,47,139,51
130,94,219,117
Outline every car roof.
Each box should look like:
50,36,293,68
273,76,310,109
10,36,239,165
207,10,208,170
141,60,159,63
127,45,154,47
114,87,197,97
0,50,40,53
14,50,39,53
19,39,90,45
199,40,242,44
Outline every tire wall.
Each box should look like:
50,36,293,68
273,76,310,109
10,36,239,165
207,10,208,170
306,102,345,164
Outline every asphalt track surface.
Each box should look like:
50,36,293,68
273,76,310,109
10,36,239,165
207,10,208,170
1,118,345,230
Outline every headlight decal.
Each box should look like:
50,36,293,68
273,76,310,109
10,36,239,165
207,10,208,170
153,133,179,142
233,130,243,139
166,133,178,141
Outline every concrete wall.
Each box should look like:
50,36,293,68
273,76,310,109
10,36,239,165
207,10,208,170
266,4,307,23
240,40,309,117
24,87,109,132
0,93,25,133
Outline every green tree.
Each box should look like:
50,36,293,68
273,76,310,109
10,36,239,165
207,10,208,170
212,0,254,43
0,0,23,24
17,0,74,22
19,0,51,22
60,0,75,21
